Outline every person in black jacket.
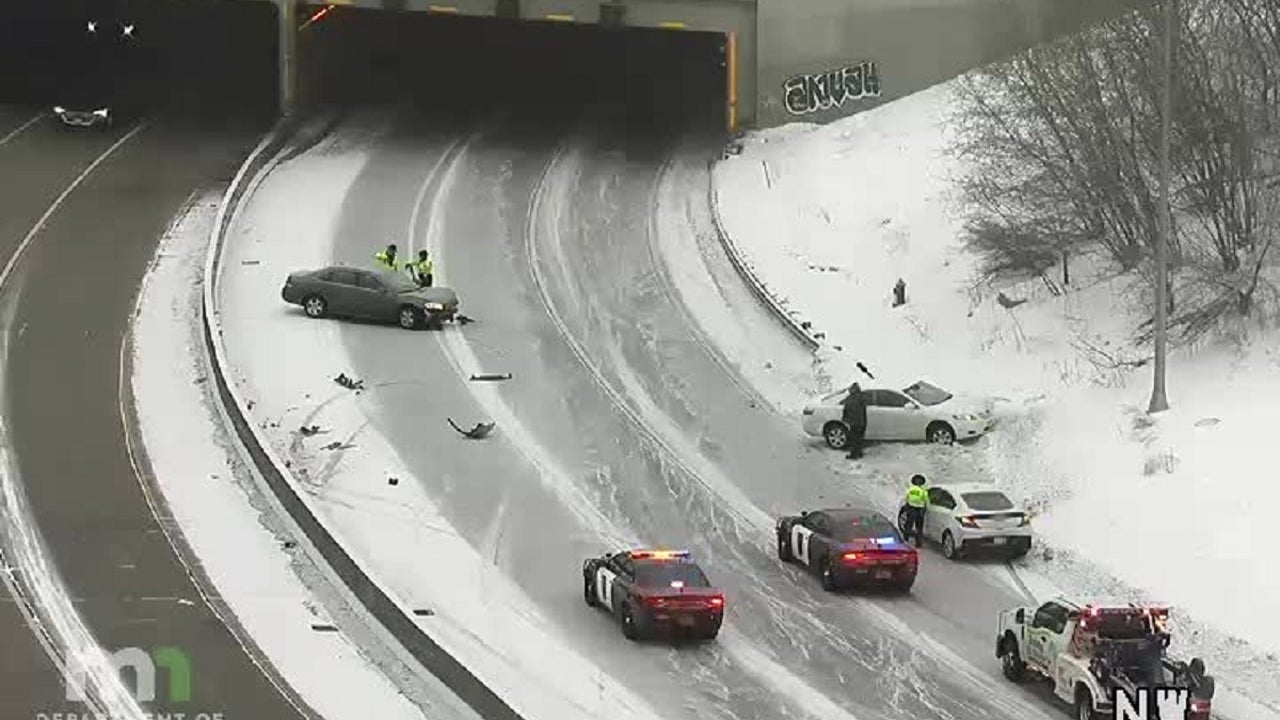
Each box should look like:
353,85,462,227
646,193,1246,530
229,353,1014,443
841,383,868,459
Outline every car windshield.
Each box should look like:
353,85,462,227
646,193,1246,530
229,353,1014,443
832,519,904,543
634,562,711,588
377,271,418,293
961,491,1015,511
902,380,952,406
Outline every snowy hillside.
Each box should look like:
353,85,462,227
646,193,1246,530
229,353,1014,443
713,81,1280,690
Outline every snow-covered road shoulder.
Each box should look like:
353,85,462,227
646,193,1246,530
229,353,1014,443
129,189,438,720
211,119,666,720
711,83,1280,717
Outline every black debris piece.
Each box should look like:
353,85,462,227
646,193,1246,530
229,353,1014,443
321,441,354,451
388,477,399,486
334,373,365,390
448,418,495,439
457,314,475,325
996,291,1028,310
856,361,875,379
469,372,512,382
299,425,322,437
310,624,338,632
282,540,297,549
413,609,435,617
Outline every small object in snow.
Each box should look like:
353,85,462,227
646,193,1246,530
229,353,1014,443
299,424,321,437
388,477,399,486
247,400,255,410
284,460,292,468
193,376,206,384
282,540,297,549
764,362,773,369
449,418,495,439
893,278,906,307
333,373,364,390
310,624,338,632
833,345,843,352
996,291,1027,309
856,362,874,379
241,259,261,265
469,372,512,382
413,608,435,617
457,314,475,325
800,321,812,330
813,332,825,340
321,441,352,451
1194,417,1221,427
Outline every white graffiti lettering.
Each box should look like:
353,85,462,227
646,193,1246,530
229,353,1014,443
783,61,881,116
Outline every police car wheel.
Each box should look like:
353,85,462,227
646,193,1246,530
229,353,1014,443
777,534,792,561
620,605,639,641
303,295,327,318
941,531,960,560
584,578,597,607
821,561,838,591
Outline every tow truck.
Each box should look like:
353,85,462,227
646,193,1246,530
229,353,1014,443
996,597,1215,720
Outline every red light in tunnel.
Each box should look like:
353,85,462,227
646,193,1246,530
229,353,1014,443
299,6,333,31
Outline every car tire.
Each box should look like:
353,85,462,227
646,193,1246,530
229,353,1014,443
820,559,839,592
777,533,793,562
620,604,639,641
303,295,327,319
398,305,422,330
941,531,960,560
823,422,849,450
926,422,956,445
1075,688,1099,720
584,578,597,607
999,635,1026,682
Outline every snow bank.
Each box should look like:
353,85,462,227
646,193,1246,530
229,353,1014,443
713,82,1280,704
130,191,432,720
213,121,664,720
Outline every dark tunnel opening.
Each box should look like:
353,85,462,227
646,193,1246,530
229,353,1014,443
299,7,728,131
1,0,279,120
3,1,729,132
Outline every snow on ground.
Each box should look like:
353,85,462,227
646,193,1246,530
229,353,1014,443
713,81,1280,706
213,121,665,720
130,190,435,720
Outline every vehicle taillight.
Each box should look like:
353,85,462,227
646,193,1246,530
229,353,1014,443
904,551,918,564
708,596,724,609
1190,700,1210,715
959,516,979,528
841,552,861,562
644,596,667,608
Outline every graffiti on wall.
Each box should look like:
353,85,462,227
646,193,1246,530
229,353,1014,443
783,61,881,116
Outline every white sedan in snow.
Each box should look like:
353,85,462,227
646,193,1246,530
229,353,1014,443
800,380,993,448
897,483,1032,560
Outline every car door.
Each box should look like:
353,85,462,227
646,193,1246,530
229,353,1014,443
1024,602,1068,668
863,391,890,440
874,390,920,440
789,513,828,569
323,268,361,315
924,488,956,541
353,270,392,319
592,554,628,614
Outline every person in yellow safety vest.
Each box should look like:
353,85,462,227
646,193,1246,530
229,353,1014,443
374,243,398,270
903,474,929,548
407,249,433,288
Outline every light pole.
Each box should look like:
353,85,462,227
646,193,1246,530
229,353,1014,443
1148,0,1175,414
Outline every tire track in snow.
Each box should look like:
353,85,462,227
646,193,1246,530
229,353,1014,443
422,132,879,720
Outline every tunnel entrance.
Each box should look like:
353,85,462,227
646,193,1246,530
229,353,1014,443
298,6,729,132
1,0,278,119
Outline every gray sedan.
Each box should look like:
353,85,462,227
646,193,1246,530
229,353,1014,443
281,266,459,330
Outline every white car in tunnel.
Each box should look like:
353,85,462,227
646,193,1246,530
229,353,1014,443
801,380,993,447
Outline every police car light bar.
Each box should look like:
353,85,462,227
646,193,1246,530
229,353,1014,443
629,549,690,560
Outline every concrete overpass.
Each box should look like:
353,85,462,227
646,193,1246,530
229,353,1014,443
264,0,1150,130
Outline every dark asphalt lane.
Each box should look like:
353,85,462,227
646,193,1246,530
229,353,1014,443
2,117,313,719
0,107,132,720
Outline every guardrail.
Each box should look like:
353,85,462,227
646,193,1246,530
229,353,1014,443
706,160,821,352
199,115,525,720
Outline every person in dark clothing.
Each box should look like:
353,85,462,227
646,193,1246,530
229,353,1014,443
841,383,868,459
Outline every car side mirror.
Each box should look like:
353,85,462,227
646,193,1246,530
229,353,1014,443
1015,608,1025,624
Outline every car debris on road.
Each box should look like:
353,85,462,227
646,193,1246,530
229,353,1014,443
449,418,495,439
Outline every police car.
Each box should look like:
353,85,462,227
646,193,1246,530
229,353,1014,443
776,507,919,592
582,549,725,642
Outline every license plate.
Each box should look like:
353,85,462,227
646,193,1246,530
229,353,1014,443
677,615,696,627
873,570,892,580
993,537,1007,545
